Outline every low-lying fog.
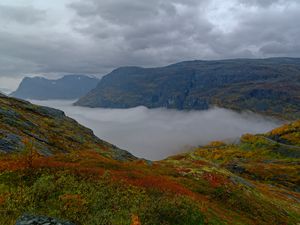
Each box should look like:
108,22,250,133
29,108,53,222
31,100,282,160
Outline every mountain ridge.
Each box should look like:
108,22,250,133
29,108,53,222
11,75,99,100
75,57,300,120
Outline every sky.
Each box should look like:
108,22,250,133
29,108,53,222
31,100,281,160
0,0,300,90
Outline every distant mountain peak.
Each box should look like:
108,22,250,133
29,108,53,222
11,74,99,100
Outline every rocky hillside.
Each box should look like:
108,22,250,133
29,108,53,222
11,75,99,100
0,96,299,225
0,94,135,160
75,57,300,120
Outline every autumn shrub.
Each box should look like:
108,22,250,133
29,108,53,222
59,194,88,223
139,192,204,225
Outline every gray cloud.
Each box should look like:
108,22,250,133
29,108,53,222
0,4,45,25
66,0,300,64
30,99,281,160
0,0,300,89
238,0,291,7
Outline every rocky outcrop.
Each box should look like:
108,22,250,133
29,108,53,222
15,214,75,225
0,130,24,153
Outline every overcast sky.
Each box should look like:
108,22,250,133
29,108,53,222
0,0,299,90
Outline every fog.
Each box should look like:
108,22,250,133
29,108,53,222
31,100,282,160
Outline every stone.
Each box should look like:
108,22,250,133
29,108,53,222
0,130,24,153
15,214,75,225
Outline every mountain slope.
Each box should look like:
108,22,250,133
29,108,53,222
11,75,99,100
0,94,135,160
169,120,300,193
0,97,299,224
75,57,300,120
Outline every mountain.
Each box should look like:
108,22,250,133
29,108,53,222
0,95,300,224
0,94,134,160
75,57,300,120
11,75,99,100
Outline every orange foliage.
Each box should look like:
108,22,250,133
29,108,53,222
170,154,186,160
0,150,207,201
193,160,209,166
23,138,40,169
176,167,192,174
208,141,226,147
59,194,87,211
131,214,141,225
112,170,195,197
241,133,257,142
0,195,6,205
202,172,228,188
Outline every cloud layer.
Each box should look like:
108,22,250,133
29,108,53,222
31,100,281,160
0,0,300,89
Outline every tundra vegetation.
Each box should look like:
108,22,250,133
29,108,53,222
0,95,300,224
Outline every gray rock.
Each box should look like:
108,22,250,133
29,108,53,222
15,214,75,225
35,106,65,118
0,130,24,153
0,107,37,131
230,176,255,188
0,107,20,118
226,163,246,174
111,147,137,161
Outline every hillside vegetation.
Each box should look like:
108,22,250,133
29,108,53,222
0,95,300,224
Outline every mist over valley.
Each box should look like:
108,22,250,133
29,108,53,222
31,99,281,160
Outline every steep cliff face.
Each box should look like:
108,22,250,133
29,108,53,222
11,75,99,100
75,58,300,119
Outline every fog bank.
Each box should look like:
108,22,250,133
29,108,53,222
31,100,282,160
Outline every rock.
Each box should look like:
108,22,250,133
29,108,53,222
226,164,246,174
0,130,24,153
0,107,20,118
15,214,75,225
0,107,37,131
112,147,137,161
28,106,65,118
230,176,255,188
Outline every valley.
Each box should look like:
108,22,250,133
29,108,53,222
0,94,299,224
1,1,300,224
30,99,281,160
